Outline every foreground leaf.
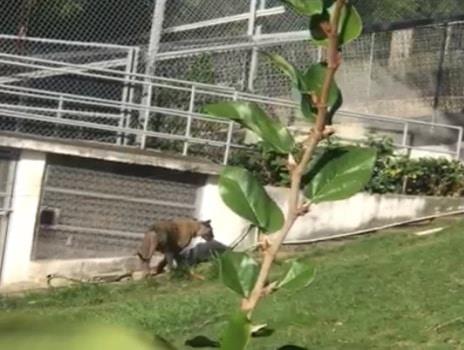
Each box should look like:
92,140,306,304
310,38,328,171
265,52,307,92
219,166,284,233
280,0,323,16
204,101,294,154
300,88,342,123
299,63,342,122
326,88,343,125
219,251,259,297
220,311,251,350
310,2,362,46
303,63,340,108
300,93,316,122
0,318,167,350
278,260,316,290
304,146,377,203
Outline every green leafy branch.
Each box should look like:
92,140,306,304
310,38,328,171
194,1,377,349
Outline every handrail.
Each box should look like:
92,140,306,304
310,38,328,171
0,85,233,125
0,48,462,160
0,54,461,132
0,108,243,150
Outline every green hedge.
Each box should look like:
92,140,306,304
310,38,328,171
229,136,464,197
365,137,464,197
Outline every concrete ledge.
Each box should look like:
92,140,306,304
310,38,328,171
0,255,165,293
0,132,222,176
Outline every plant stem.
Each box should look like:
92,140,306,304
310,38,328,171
241,0,345,315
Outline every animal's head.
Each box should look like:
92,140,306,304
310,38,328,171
196,219,214,241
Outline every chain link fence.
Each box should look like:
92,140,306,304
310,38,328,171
1,1,464,119
153,21,464,119
1,1,464,159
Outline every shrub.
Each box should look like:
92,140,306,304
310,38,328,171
231,136,464,198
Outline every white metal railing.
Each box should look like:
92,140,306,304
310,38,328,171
0,51,462,161
0,86,242,163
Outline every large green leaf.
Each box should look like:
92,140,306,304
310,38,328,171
300,93,316,122
280,0,323,16
326,88,343,125
204,101,295,154
298,63,342,122
218,251,259,297
304,146,377,203
265,52,307,92
219,166,284,233
220,311,251,350
277,260,316,290
309,2,362,46
303,63,340,107
0,319,169,350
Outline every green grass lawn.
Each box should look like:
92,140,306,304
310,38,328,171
1,216,464,349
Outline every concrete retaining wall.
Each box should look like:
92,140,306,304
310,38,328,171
198,176,464,247
2,154,464,292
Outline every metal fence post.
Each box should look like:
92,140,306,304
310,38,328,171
401,120,410,193
183,86,196,155
432,23,449,124
367,32,376,99
56,95,64,119
243,0,259,91
456,127,463,160
223,91,239,164
124,47,140,145
54,95,64,138
145,0,167,77
140,0,167,145
402,122,409,157
140,84,153,150
118,48,134,145
223,121,234,165
247,0,258,36
247,0,265,92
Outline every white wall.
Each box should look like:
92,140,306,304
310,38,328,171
2,166,463,291
195,176,256,248
1,150,46,286
196,177,464,245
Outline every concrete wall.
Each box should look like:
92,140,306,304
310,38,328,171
0,150,46,286
2,158,464,292
198,177,464,246
195,176,257,248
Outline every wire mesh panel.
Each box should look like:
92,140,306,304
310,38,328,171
0,1,154,44
32,154,207,260
162,0,250,45
254,43,320,98
156,50,250,90
155,20,464,118
0,1,463,162
0,36,133,102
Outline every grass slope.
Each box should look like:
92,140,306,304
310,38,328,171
1,217,464,349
